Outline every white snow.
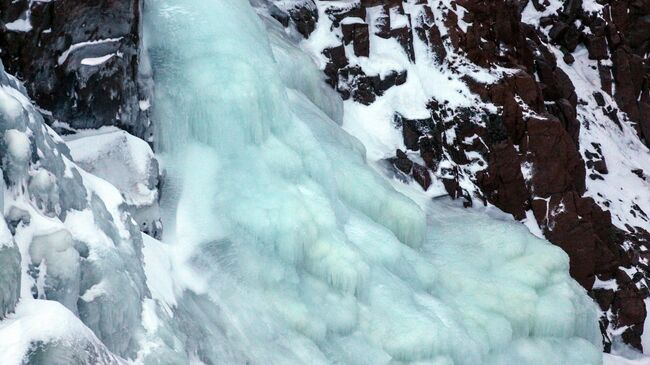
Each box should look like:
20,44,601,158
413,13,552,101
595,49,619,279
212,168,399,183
522,0,563,27
81,54,116,66
0,87,24,121
142,234,177,308
0,299,120,364
5,18,32,32
65,126,157,207
3,130,30,162
139,99,151,111
57,38,123,65
605,353,650,365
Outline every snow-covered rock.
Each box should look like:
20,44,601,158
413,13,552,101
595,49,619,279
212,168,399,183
0,60,148,361
64,127,162,238
0,0,152,140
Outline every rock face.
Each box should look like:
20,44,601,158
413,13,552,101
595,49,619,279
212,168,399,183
274,0,650,352
0,0,151,140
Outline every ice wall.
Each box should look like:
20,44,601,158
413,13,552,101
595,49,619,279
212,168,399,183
0,60,147,363
144,0,605,364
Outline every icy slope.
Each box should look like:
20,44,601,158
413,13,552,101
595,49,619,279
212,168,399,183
144,0,603,363
0,61,147,363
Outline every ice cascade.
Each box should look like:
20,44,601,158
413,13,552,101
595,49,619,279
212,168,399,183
144,0,604,364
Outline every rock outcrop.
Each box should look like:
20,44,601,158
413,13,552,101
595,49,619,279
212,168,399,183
0,0,151,140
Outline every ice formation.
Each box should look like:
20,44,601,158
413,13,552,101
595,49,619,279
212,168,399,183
142,0,605,363
0,62,147,363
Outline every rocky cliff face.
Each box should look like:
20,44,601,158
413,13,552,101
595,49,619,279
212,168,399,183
0,0,152,140
271,0,650,352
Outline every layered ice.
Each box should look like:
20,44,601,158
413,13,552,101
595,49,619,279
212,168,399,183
144,0,604,364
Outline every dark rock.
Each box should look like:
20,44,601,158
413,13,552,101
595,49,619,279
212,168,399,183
594,159,609,175
594,92,606,106
0,0,151,139
632,169,646,180
342,22,370,57
322,44,348,87
549,22,569,41
587,35,609,60
415,6,447,63
391,25,415,62
287,1,318,38
599,63,613,95
524,116,585,196
563,52,575,64
325,3,366,26
392,149,413,174
412,163,431,190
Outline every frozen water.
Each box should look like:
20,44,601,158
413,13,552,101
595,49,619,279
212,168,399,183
145,0,604,364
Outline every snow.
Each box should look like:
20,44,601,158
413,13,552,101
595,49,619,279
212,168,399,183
521,0,563,27
65,126,158,207
0,58,149,361
583,0,605,13
0,299,122,364
5,18,32,32
0,87,24,121
3,130,30,162
142,234,177,308
2,0,645,362
57,38,123,65
523,210,545,239
545,20,650,247
81,54,116,66
139,99,151,111
605,353,650,365
80,281,107,302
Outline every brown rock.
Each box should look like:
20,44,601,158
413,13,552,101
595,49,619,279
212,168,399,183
342,22,370,57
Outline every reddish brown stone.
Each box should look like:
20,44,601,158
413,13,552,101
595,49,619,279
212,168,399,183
524,116,585,196
476,142,528,220
342,22,370,57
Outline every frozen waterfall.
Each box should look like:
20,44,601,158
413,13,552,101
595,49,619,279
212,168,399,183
143,0,604,364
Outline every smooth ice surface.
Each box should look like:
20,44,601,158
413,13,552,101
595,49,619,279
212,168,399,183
145,0,604,364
